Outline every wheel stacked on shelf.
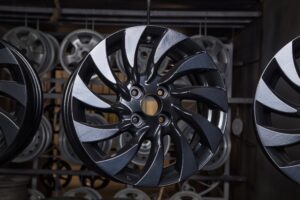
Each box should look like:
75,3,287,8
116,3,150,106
64,187,102,200
59,29,104,74
3,27,59,76
13,116,53,163
28,189,45,200
169,191,202,200
114,188,151,200
0,40,43,164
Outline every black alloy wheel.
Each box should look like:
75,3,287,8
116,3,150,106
0,40,43,164
62,25,228,187
254,36,300,184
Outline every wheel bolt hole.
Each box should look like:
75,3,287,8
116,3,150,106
157,89,164,96
131,116,140,124
159,114,169,125
131,89,139,97
159,116,165,123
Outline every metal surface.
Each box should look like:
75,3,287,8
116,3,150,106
3,27,55,75
79,165,110,189
59,29,104,74
114,188,151,200
170,191,202,200
115,45,170,75
0,176,29,200
59,113,111,164
46,34,60,71
0,40,43,164
118,132,170,166
191,35,231,81
40,159,72,190
254,36,300,184
0,168,246,182
203,133,231,171
13,116,52,162
0,6,261,28
231,118,243,136
62,25,228,187
64,187,102,200
28,189,45,200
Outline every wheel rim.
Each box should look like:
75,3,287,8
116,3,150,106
114,188,151,200
191,35,230,79
64,187,102,200
169,191,202,200
0,40,43,164
28,189,45,200
46,34,60,71
59,29,104,74
63,25,228,186
254,36,300,184
3,26,55,75
59,113,112,164
203,132,231,170
13,115,52,163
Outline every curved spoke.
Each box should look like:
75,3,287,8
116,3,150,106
122,26,146,83
256,80,297,114
0,109,19,145
0,47,18,64
172,104,223,152
135,126,164,186
146,29,187,82
89,40,130,99
90,40,117,84
170,123,197,181
124,26,146,68
154,29,187,65
96,126,149,175
74,119,131,142
158,53,217,86
171,86,228,112
0,81,26,106
280,163,300,183
72,76,128,112
274,41,300,87
257,125,300,147
65,54,78,64
70,35,82,48
26,32,39,46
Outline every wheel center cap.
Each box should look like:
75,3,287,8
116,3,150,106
141,95,160,116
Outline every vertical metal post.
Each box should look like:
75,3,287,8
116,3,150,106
31,158,38,189
24,13,28,27
147,0,151,25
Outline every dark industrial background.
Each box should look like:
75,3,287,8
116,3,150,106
0,0,300,199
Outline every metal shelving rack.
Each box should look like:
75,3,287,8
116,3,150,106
0,4,260,199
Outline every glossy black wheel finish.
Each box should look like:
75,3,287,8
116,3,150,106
254,36,300,184
0,40,43,164
63,26,228,187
